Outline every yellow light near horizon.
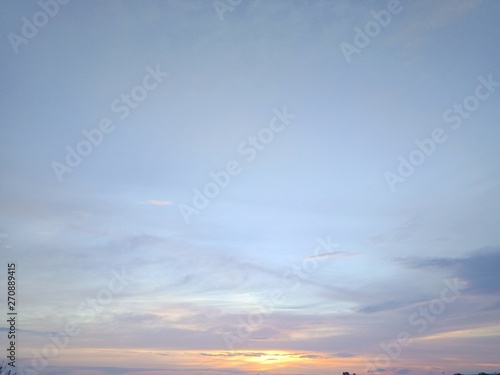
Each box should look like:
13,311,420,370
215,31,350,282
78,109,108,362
193,350,304,370
43,347,367,374
244,351,300,369
210,349,355,373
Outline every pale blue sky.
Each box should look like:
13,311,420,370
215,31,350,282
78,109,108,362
1,1,500,375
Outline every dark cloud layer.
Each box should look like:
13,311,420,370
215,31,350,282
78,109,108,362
399,247,500,295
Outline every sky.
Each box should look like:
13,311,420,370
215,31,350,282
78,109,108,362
1,0,500,374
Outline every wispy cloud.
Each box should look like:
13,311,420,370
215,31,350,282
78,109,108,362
72,210,91,217
417,324,500,341
304,251,359,260
357,300,414,314
392,0,482,40
138,200,173,206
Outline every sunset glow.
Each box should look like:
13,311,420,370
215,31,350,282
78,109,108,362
1,1,500,375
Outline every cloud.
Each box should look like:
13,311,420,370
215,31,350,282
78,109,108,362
370,215,420,245
304,251,359,260
417,324,500,341
198,351,268,357
330,352,357,358
72,210,91,217
22,366,241,375
138,200,173,206
392,0,482,40
0,327,59,336
482,300,500,311
357,300,412,314
399,247,500,295
113,313,163,325
298,353,321,358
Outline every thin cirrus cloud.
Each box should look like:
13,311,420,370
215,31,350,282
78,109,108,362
304,250,360,260
138,199,173,206
1,0,500,375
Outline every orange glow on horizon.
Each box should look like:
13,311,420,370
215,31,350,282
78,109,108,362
38,347,367,374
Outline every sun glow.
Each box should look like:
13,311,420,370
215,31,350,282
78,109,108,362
29,346,370,375
243,351,303,370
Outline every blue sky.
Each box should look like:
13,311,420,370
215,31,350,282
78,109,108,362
1,1,500,374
